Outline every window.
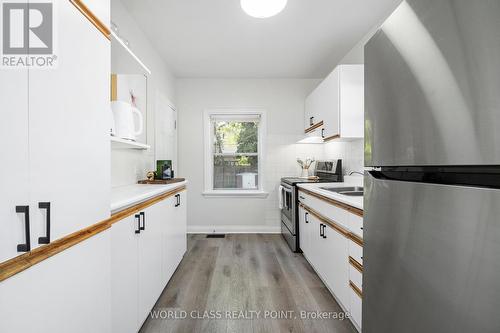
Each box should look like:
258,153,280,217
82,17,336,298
203,109,267,197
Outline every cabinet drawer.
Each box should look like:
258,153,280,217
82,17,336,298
351,213,363,238
349,260,363,291
298,189,363,236
349,283,362,329
349,239,363,264
298,190,352,230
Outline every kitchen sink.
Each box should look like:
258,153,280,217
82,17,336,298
320,186,364,197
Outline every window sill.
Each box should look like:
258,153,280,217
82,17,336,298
202,190,269,198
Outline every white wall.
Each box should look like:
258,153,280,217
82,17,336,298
111,0,177,187
176,79,322,233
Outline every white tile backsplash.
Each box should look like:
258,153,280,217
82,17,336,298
323,139,364,175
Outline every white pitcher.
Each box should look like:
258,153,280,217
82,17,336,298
111,101,143,141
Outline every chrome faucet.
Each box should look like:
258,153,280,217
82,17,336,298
349,171,364,176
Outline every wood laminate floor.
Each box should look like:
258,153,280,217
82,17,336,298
140,234,356,333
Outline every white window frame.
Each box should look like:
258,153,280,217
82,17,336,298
203,108,268,198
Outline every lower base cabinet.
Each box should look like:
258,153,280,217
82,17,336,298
299,204,361,331
0,232,112,333
111,189,187,333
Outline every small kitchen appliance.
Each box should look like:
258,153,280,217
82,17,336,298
111,101,143,141
280,159,342,252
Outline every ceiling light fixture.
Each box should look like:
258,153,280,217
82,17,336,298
240,0,288,18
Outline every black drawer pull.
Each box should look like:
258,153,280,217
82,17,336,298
319,223,323,237
16,206,31,252
135,214,141,234
305,212,309,224
38,202,51,244
175,194,180,207
299,196,305,200
322,224,327,239
309,116,314,126
140,212,145,231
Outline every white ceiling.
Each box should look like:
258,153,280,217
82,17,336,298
120,0,401,78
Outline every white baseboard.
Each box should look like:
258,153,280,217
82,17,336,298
187,225,281,234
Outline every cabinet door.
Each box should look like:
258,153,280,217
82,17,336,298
305,89,319,129
339,65,364,139
320,67,340,139
159,195,176,286
0,231,111,333
321,224,350,308
28,0,110,242
0,68,30,262
306,213,322,272
111,215,140,333
138,205,164,323
174,191,187,262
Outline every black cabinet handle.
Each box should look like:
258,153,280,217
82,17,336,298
309,116,314,126
140,212,145,230
322,224,327,239
319,223,323,238
16,206,31,252
135,214,141,234
321,128,325,138
175,194,180,207
299,195,305,200
305,212,309,224
38,202,51,244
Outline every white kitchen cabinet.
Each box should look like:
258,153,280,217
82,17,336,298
0,0,110,263
0,231,111,333
321,223,350,308
0,68,30,263
111,215,140,333
172,191,187,269
304,65,364,141
160,190,187,287
299,189,363,331
28,0,110,243
111,189,187,332
138,204,164,324
304,84,325,131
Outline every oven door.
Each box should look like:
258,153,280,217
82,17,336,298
280,183,293,223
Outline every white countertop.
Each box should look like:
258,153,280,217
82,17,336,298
297,176,363,210
111,180,188,213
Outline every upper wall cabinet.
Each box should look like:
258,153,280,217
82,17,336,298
304,64,364,142
0,0,110,263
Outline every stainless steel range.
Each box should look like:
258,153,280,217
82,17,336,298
280,160,343,252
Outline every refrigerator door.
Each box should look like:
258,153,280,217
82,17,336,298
365,0,500,167
363,173,500,332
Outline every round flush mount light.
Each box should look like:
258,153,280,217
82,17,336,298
240,0,288,18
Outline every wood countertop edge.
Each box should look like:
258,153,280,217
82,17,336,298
0,186,187,282
298,187,363,217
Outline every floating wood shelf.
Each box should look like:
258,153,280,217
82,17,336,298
111,136,150,150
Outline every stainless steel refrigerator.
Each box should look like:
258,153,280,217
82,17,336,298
364,0,500,332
